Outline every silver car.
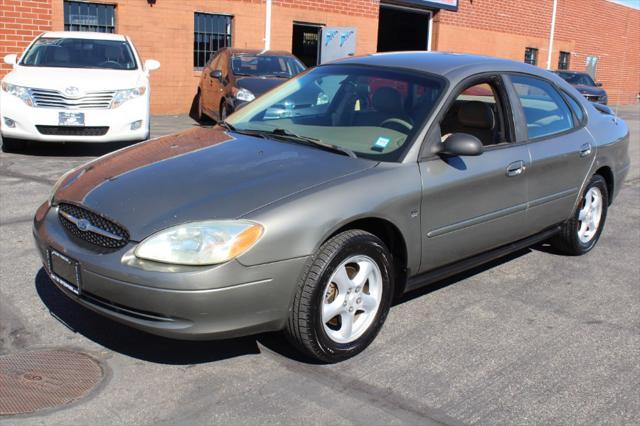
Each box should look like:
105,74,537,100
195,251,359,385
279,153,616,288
34,52,630,362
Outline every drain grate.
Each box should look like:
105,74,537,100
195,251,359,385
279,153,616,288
0,350,104,416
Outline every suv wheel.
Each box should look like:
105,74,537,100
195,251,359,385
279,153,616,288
286,230,394,363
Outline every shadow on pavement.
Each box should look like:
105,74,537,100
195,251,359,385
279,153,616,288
35,268,261,364
35,248,536,365
8,140,138,158
397,248,532,305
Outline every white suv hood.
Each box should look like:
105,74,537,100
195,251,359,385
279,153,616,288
4,66,145,91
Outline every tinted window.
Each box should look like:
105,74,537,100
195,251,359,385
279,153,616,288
231,55,305,78
21,37,136,70
227,65,445,162
556,72,595,86
562,91,584,124
510,75,574,140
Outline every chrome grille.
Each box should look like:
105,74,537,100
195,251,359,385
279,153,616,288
58,203,129,250
31,88,115,109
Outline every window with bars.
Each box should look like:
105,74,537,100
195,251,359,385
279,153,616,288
194,13,232,69
64,1,115,33
524,47,538,66
558,51,570,70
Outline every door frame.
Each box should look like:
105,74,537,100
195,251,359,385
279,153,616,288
378,2,433,51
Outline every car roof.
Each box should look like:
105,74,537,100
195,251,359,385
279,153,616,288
40,31,127,41
223,48,296,57
330,51,555,80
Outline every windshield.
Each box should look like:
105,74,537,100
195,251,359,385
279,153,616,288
225,65,446,162
556,72,595,86
20,37,137,70
231,55,306,78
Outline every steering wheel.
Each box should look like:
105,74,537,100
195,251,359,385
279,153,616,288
380,118,413,133
97,60,123,69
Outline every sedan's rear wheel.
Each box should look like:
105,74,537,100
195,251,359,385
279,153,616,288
286,230,394,363
551,174,608,255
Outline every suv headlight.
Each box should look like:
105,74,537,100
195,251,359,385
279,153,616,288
111,86,146,108
233,87,255,102
134,220,264,265
1,82,34,106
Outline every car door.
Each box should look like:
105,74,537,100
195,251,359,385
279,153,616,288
418,76,530,272
202,53,221,114
210,52,228,119
505,74,595,235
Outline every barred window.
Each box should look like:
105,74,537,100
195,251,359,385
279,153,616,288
194,13,232,69
558,51,570,70
64,1,115,33
524,47,538,66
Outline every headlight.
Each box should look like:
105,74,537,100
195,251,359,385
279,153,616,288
111,86,146,108
234,87,255,102
134,220,264,265
1,81,34,106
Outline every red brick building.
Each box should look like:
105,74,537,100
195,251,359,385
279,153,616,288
1,0,638,115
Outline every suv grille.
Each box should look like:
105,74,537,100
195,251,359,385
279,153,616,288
58,203,129,249
36,126,109,136
31,88,115,109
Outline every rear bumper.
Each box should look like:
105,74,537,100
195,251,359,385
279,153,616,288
33,202,308,340
1,93,149,143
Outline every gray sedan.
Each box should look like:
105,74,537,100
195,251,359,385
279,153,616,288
34,52,630,363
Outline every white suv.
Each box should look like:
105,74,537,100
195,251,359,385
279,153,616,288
0,32,159,151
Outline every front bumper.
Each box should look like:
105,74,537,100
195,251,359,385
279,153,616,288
33,202,308,340
0,93,149,142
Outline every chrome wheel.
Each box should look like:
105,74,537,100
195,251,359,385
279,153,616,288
321,255,382,344
577,186,603,244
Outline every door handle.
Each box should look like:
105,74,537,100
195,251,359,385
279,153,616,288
506,160,526,177
579,143,592,157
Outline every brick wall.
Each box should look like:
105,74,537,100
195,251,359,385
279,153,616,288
0,0,52,76
434,0,640,105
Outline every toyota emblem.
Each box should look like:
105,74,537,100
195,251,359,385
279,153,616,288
64,86,80,97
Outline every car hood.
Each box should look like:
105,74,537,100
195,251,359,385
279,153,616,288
573,84,606,96
236,76,288,97
4,66,144,91
54,127,375,241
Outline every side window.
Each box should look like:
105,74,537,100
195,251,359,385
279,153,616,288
510,75,574,140
562,91,585,125
440,81,507,146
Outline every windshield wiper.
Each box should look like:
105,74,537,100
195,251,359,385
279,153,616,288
267,128,357,158
218,121,270,139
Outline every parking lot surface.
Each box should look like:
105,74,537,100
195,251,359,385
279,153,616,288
1,108,639,425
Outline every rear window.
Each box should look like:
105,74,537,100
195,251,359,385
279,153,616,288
20,37,137,70
231,55,305,78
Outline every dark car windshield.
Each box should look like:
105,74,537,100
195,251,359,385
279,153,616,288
556,71,596,86
226,64,446,162
231,55,305,78
20,37,137,70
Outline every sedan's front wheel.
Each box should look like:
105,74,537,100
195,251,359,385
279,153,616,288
286,230,394,363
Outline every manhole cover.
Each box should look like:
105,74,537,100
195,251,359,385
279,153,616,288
0,350,104,416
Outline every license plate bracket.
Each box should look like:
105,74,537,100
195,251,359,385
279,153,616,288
58,112,85,126
48,250,81,295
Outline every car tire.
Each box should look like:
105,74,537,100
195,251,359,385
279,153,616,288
1,137,22,153
196,90,210,123
551,174,609,255
286,230,395,363
219,102,229,122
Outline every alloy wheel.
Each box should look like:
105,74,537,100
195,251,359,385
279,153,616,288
577,186,603,243
321,255,382,344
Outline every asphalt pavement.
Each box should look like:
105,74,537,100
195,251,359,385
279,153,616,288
1,107,639,425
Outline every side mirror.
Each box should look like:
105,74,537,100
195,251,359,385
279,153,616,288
595,82,603,87
210,70,222,81
4,54,17,68
435,133,484,156
143,59,160,73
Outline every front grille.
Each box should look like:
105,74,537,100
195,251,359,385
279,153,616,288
36,126,109,136
31,88,115,109
58,203,129,249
